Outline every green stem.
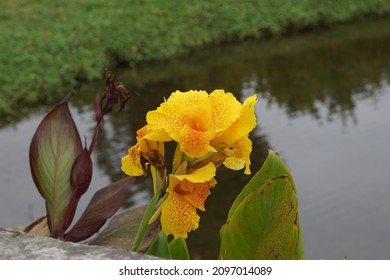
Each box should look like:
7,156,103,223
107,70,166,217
131,166,163,252
131,192,159,252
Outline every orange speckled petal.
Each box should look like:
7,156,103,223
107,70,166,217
161,191,199,239
178,178,217,211
147,101,187,140
178,125,214,158
212,94,257,147
209,89,241,133
168,90,209,108
147,90,214,158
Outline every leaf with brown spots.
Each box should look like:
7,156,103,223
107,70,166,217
219,149,304,259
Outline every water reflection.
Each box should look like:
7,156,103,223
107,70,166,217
115,17,390,123
1,17,390,259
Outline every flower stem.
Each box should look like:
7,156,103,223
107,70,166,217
131,166,163,252
131,192,159,252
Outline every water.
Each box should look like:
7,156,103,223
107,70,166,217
1,17,390,259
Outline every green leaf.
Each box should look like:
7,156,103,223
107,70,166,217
146,232,190,259
147,230,172,259
227,150,293,218
219,149,304,259
64,176,135,242
169,238,190,260
29,93,82,238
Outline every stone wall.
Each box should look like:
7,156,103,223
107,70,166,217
0,227,156,260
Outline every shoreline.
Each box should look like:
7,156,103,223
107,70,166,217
1,1,390,120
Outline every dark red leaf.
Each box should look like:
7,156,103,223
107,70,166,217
64,176,135,242
58,147,93,237
29,93,82,238
89,207,159,251
70,147,93,198
89,206,146,249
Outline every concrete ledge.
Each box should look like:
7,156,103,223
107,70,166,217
0,227,156,260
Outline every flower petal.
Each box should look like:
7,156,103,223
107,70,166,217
161,191,199,239
170,90,212,134
173,162,216,183
121,147,144,176
141,126,173,143
147,90,216,158
168,90,209,108
211,94,257,147
223,136,253,175
178,125,214,158
209,89,242,133
147,101,187,140
176,178,217,211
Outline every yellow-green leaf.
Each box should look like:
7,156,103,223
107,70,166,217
219,149,304,259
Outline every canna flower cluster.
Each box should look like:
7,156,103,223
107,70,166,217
122,90,257,238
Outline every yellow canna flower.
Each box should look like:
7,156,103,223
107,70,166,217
121,145,145,176
222,136,253,175
146,90,214,158
146,90,257,163
121,89,258,242
160,162,217,239
211,94,257,174
121,125,166,176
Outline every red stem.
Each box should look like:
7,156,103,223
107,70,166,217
59,191,79,240
88,118,102,156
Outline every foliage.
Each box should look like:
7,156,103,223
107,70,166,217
219,150,304,259
1,0,390,120
25,70,150,249
22,65,305,258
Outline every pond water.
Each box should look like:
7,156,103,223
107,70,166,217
1,17,390,259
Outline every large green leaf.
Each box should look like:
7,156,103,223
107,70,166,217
29,94,82,238
219,149,304,259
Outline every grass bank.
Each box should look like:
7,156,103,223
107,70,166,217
1,0,390,120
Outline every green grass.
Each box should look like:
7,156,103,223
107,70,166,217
1,0,390,120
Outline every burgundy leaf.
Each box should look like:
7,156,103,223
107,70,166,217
64,176,135,242
59,147,93,237
89,206,146,249
60,194,80,239
89,206,160,251
29,93,82,238
70,147,93,198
